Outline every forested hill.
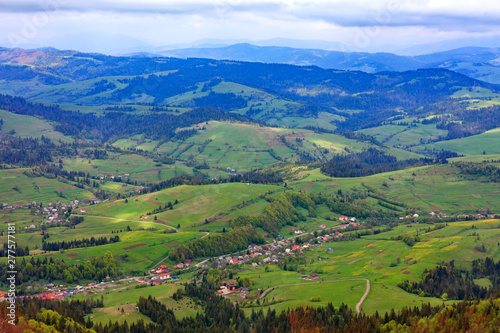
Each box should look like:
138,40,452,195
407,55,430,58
1,47,500,143
0,93,250,142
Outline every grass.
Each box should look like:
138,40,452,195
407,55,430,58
153,121,422,173
363,283,455,315
0,109,73,142
289,164,500,215
86,183,280,230
359,123,447,148
245,280,366,315
0,168,94,205
413,127,500,156
232,218,499,315
20,230,202,274
76,282,203,324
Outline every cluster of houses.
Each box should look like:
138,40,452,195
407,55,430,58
400,212,497,220
99,173,130,181
339,215,356,223
217,280,250,297
20,200,83,231
1,281,112,303
146,262,192,286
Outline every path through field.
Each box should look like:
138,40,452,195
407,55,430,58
257,278,370,314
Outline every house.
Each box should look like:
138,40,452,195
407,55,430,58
158,273,170,280
177,263,184,268
350,217,356,222
241,288,249,294
80,208,86,213
429,212,436,216
309,273,319,280
320,224,326,228
230,258,239,264
150,277,164,286
339,215,349,222
228,283,238,292
340,225,347,230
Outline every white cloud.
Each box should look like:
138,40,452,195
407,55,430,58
0,0,499,53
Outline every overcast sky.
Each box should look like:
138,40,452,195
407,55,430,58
1,0,500,54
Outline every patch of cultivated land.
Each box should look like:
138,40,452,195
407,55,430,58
0,168,94,205
235,219,499,315
289,163,500,215
86,182,280,229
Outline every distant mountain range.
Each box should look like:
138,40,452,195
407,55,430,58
149,44,500,84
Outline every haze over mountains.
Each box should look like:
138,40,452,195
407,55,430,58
151,43,500,84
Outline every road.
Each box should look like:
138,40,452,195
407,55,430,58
258,278,370,314
356,279,371,314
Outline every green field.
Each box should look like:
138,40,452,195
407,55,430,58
288,164,500,215
0,109,72,142
413,127,500,156
0,168,95,205
86,182,280,230
359,123,447,148
150,121,423,173
231,218,499,315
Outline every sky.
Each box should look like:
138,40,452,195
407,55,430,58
1,0,500,54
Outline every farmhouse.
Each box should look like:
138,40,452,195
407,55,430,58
339,215,348,222
150,277,164,286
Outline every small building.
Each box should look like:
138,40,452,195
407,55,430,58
241,288,249,294
339,215,348,222
150,277,164,286
228,283,238,292
80,208,86,213
309,273,319,280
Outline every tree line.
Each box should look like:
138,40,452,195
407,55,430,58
399,258,500,300
42,236,120,251
321,148,433,177
0,251,118,289
6,281,500,332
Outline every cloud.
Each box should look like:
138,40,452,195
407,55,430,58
1,0,499,53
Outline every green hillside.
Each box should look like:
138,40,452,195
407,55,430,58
414,127,500,156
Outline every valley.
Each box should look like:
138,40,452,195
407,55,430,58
0,46,499,332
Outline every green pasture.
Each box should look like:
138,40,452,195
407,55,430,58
0,109,72,142
0,168,94,205
85,183,279,229
77,282,203,324
413,127,500,156
360,123,447,148
24,230,202,274
247,280,366,315
290,164,500,215
234,218,499,315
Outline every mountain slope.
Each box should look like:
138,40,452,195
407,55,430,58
161,44,500,84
